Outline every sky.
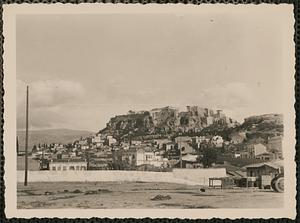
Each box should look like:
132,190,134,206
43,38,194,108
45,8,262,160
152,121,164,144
16,7,288,132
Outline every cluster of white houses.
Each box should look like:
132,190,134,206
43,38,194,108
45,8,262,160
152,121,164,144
232,136,283,160
19,109,284,190
25,107,282,174
37,131,283,173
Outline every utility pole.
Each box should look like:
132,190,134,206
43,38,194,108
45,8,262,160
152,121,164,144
24,86,29,186
179,142,182,169
16,136,19,156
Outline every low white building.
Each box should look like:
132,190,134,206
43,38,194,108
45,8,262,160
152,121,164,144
121,148,167,168
133,150,165,167
49,159,88,171
92,136,103,143
175,136,192,144
165,142,175,151
79,139,88,146
233,151,250,159
81,145,90,150
153,138,172,148
131,140,142,146
192,136,206,144
182,154,198,162
211,135,224,148
206,116,214,126
107,136,117,146
248,143,267,158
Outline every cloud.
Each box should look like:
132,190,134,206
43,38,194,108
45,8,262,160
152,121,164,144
154,82,257,122
151,82,256,110
15,79,270,130
17,79,85,107
203,82,256,109
17,79,85,129
37,80,84,107
199,82,257,122
17,107,67,129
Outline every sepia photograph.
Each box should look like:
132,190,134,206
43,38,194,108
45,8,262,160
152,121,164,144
3,3,296,219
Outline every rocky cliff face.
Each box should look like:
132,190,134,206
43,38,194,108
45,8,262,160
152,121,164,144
178,112,207,131
149,107,182,134
102,112,155,137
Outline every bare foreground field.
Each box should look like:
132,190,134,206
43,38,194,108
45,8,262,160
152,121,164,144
17,182,283,209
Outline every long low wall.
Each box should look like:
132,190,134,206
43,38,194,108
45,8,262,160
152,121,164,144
173,168,226,185
17,168,226,186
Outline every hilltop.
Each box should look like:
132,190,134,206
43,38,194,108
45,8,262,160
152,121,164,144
17,110,283,152
17,128,94,151
235,114,283,140
98,106,283,143
99,106,238,139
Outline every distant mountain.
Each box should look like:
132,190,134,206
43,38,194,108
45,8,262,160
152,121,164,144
17,129,94,151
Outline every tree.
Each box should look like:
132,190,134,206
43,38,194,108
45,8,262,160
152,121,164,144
201,147,218,168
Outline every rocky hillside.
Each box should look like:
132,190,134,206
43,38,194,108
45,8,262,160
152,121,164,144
99,106,238,139
236,114,283,140
201,114,283,140
243,114,283,126
99,105,283,143
101,112,155,138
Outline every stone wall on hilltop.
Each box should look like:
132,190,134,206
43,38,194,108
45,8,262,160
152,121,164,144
100,106,238,138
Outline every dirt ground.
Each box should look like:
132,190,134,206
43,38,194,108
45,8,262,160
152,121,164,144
17,181,284,209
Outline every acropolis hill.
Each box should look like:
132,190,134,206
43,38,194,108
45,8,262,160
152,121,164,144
99,106,239,139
